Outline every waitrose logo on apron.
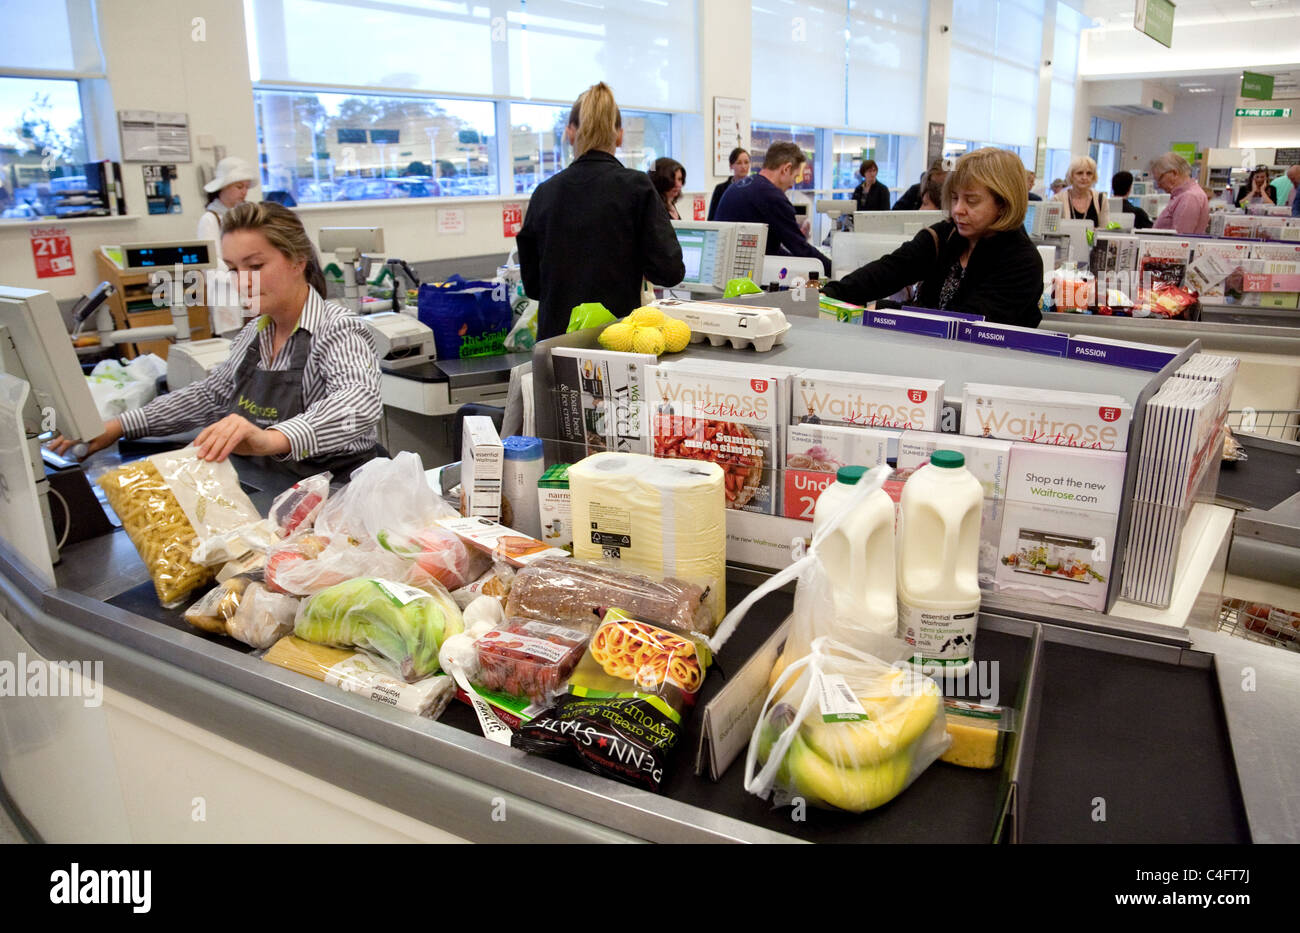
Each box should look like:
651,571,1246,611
236,394,278,420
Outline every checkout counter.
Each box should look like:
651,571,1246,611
1,291,1298,844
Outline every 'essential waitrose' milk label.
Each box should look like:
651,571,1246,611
900,604,979,668
961,383,1132,451
793,369,944,431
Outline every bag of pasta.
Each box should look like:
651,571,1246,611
513,608,711,792
98,447,261,607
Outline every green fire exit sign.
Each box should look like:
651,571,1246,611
1235,108,1292,118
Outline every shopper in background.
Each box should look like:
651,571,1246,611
1111,171,1152,229
918,173,944,211
1027,170,1042,202
517,83,684,341
715,140,831,275
893,159,945,211
1287,165,1300,217
650,157,686,220
822,147,1042,327
199,156,256,335
1053,156,1109,227
1151,151,1210,234
707,147,749,220
50,202,385,481
1049,178,1067,196
1272,165,1294,208
852,159,891,211
1236,166,1277,208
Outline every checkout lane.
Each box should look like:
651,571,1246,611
3,298,1296,842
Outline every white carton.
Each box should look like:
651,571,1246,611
652,299,791,351
647,359,795,514
961,383,1132,451
896,431,1013,586
792,368,944,431
460,415,503,519
993,444,1126,612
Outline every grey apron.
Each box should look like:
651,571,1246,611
229,327,382,481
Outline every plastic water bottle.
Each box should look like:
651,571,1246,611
812,465,898,645
897,450,983,672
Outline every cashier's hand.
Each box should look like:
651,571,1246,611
46,417,123,460
195,414,291,462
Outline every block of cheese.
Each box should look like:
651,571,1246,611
940,715,1003,769
568,452,726,623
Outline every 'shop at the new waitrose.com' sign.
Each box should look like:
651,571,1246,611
1134,0,1175,49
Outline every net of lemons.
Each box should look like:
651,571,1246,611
599,306,692,356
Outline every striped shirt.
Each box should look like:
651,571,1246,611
119,289,382,461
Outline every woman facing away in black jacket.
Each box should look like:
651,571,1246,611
822,147,1043,328
517,82,684,340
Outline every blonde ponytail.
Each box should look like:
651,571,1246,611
570,82,622,157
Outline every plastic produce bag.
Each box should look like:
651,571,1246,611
746,637,950,813
513,608,711,792
315,452,477,590
416,275,510,359
191,518,280,567
86,354,166,418
268,472,331,537
184,574,256,635
293,577,464,682
265,533,441,597
565,302,616,333
263,636,454,719
226,582,300,649
98,447,262,607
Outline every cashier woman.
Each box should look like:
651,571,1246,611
821,148,1043,328
48,201,384,479
517,82,685,341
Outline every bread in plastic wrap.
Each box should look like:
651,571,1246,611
504,556,716,638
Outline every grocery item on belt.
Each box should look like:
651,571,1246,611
436,515,570,568
98,447,262,607
376,525,482,591
449,562,515,609
268,471,331,537
190,518,280,568
940,700,1017,769
514,609,711,793
504,556,717,638
226,583,299,649
293,577,464,682
184,574,255,635
460,415,503,520
747,638,949,813
474,619,590,704
263,636,454,719
265,533,456,597
568,452,725,622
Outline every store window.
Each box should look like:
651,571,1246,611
508,103,672,195
1045,149,1073,188
255,90,498,204
0,77,91,219
831,133,903,192
751,124,818,191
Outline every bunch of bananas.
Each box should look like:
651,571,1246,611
598,306,691,356
294,578,463,682
757,668,944,812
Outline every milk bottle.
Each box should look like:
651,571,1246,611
812,465,897,645
897,450,983,672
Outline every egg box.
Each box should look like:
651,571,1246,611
652,299,791,352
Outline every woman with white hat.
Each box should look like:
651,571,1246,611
199,157,257,334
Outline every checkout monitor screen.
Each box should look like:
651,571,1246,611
675,228,722,286
125,244,211,268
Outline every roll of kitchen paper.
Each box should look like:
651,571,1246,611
569,452,726,622
1038,245,1056,285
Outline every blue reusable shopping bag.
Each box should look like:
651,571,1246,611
416,275,510,359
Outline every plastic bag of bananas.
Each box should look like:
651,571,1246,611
745,637,951,813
